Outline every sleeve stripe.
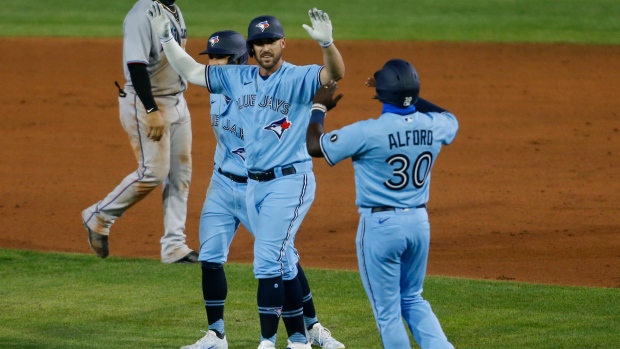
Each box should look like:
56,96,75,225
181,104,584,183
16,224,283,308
205,65,213,93
319,134,336,166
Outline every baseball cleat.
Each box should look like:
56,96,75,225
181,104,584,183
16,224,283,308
173,250,199,264
286,339,311,349
257,340,276,349
180,330,228,349
82,220,109,258
307,323,345,349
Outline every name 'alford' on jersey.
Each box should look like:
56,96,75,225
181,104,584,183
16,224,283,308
388,128,434,149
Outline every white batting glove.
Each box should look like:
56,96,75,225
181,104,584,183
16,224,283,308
147,2,173,43
302,8,334,48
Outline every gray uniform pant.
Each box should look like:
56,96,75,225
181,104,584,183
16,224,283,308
83,92,193,263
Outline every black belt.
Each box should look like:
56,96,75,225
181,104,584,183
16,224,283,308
247,166,296,182
371,204,426,213
217,168,248,183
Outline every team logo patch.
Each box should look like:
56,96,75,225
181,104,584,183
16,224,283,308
232,147,245,161
329,134,338,142
256,21,270,32
263,116,292,140
266,306,282,317
209,36,220,47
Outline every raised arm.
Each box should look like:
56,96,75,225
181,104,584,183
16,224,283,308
302,8,345,84
306,81,343,157
147,2,207,87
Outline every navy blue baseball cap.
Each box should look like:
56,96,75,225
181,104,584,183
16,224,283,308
247,15,285,42
200,30,249,65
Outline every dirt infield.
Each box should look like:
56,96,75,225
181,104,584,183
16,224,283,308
1,38,618,288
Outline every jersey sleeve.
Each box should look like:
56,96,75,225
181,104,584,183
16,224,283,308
123,11,153,65
319,122,367,166
435,112,459,145
206,65,226,94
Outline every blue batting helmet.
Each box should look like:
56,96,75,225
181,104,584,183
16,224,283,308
374,59,420,107
199,30,248,65
246,15,285,57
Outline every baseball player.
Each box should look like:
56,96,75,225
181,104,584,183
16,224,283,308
147,5,345,349
181,30,344,349
306,60,458,349
81,0,197,264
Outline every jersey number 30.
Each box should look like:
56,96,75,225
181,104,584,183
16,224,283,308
384,152,433,190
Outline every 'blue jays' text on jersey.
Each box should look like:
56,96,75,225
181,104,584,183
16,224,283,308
210,93,246,177
205,62,323,172
319,110,458,208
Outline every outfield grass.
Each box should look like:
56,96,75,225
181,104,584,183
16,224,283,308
1,249,619,348
0,0,619,43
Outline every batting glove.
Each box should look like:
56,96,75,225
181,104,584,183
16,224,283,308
302,8,334,48
147,2,173,43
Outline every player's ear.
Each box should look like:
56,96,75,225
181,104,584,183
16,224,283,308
280,38,286,49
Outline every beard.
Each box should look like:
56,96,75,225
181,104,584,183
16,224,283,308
256,49,283,71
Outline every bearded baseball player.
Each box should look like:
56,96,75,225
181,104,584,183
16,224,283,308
82,0,197,264
148,4,345,348
306,60,457,349
180,30,343,349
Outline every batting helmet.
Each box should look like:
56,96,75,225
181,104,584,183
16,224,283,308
246,15,285,57
199,30,248,65
374,59,420,107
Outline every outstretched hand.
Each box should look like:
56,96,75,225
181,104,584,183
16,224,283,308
147,2,173,42
314,80,343,111
302,8,334,48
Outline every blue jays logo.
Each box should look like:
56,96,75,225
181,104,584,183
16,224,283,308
209,36,220,47
256,21,270,32
232,147,245,161
263,116,292,140
266,306,282,317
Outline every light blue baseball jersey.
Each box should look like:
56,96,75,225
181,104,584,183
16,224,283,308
206,62,323,172
210,93,246,176
320,109,458,208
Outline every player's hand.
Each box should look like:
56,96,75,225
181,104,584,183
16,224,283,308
313,80,343,111
365,77,376,87
147,2,173,42
302,8,334,48
146,110,165,142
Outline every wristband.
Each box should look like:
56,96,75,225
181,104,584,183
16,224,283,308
311,103,327,113
310,108,326,125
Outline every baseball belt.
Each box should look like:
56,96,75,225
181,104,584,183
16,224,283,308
247,166,296,182
218,168,248,184
371,204,426,213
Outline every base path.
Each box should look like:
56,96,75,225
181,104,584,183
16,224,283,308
1,38,619,288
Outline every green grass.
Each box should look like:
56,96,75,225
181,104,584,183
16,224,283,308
1,249,619,349
0,0,619,43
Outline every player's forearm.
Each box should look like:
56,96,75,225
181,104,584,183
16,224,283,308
127,63,158,112
306,109,326,157
161,39,208,87
321,44,345,83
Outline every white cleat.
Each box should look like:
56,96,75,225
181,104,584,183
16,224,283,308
180,330,228,349
307,323,345,349
287,339,311,349
257,340,276,349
